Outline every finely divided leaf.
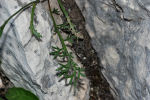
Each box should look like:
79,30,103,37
30,3,42,39
30,25,42,39
52,8,60,15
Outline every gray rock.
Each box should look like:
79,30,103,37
0,0,89,100
75,0,150,99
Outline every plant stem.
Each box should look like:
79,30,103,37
30,2,42,39
48,0,68,54
57,0,76,34
0,0,39,37
30,3,36,27
48,0,85,86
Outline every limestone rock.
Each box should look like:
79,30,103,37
75,0,150,99
0,0,89,100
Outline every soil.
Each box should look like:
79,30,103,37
0,70,13,100
62,0,114,100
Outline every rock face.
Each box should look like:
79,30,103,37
75,0,150,99
0,0,89,100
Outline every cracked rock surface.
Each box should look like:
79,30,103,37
0,0,89,100
75,0,150,100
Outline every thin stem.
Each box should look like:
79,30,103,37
57,0,76,34
48,0,68,53
30,3,36,26
30,2,42,39
0,0,39,37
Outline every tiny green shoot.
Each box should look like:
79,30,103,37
30,2,42,40
0,0,39,38
57,23,70,30
57,0,77,35
52,8,60,15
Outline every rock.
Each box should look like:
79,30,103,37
0,78,3,88
0,0,89,100
75,0,150,99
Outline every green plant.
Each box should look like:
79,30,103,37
0,0,39,38
52,8,60,15
57,23,70,30
30,2,42,40
48,0,85,87
0,1,40,100
5,87,39,100
64,35,76,44
57,0,77,36
0,0,85,96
